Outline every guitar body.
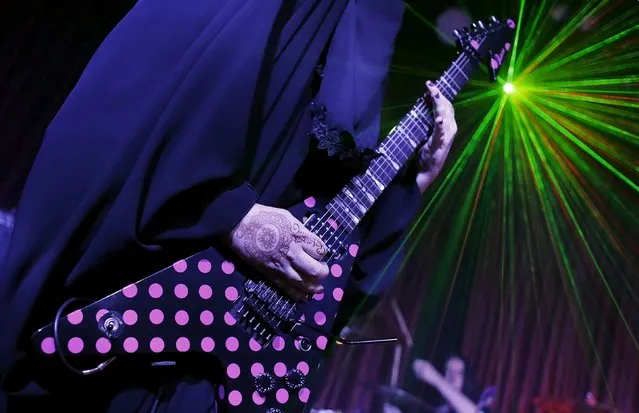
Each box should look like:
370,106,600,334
32,197,360,413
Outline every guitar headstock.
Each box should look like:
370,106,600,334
454,16,516,81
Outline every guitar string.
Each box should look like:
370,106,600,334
306,51,477,260
318,29,489,247
309,80,459,260
264,35,490,310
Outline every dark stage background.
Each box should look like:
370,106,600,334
1,0,638,412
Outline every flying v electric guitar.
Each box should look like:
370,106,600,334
33,17,516,413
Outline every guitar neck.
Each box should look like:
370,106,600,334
322,53,478,235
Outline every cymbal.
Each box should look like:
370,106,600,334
361,384,436,411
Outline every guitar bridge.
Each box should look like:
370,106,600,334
231,280,299,347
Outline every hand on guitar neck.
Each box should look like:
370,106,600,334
416,81,459,194
227,203,330,300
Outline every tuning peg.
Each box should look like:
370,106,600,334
453,29,462,38
477,20,485,29
471,23,478,30
490,16,500,23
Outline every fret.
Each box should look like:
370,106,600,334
443,71,461,90
396,126,418,149
450,60,469,80
438,74,456,98
377,147,401,171
346,181,374,206
317,52,479,247
341,188,367,217
365,169,386,192
352,176,374,200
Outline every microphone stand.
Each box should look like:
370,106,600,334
389,298,414,387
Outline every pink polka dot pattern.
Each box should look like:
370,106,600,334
96,338,111,354
249,338,262,352
123,337,139,353
172,259,187,273
252,391,266,405
316,336,328,350
67,309,83,325
198,284,212,299
228,390,242,406
276,388,289,404
201,337,215,352
226,363,240,379
251,363,264,377
221,261,235,274
297,361,309,375
150,337,165,353
197,259,211,273
200,310,214,325
32,243,349,400
149,309,164,325
224,312,236,326
304,197,316,208
68,337,84,354
122,284,138,298
174,310,189,325
314,311,326,326
225,286,238,301
225,337,239,352
95,309,108,322
299,388,311,403
274,362,287,377
272,336,285,351
174,283,188,299
148,283,163,298
176,337,190,352
41,337,55,354
123,310,138,325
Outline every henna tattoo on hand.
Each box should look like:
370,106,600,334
290,222,327,257
233,210,326,264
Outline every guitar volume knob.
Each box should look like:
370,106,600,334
284,368,305,390
254,372,276,394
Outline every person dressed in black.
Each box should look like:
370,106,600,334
0,1,459,412
412,355,496,413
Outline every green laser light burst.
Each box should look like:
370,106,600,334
503,82,515,94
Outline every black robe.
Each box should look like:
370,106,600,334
0,0,423,411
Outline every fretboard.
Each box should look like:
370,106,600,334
322,53,477,236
